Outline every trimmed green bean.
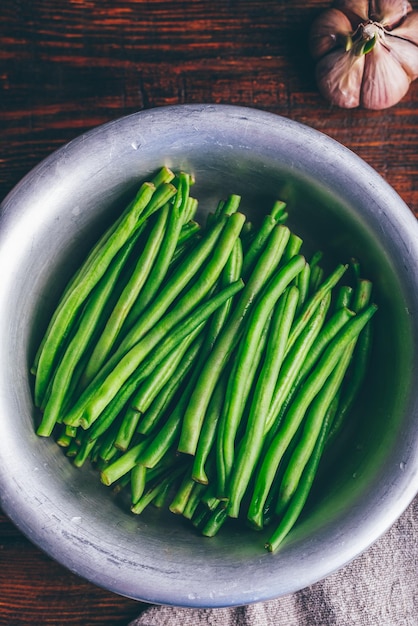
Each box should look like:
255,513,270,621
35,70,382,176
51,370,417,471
169,474,197,515
131,473,178,515
263,292,332,437
285,263,348,357
351,278,373,314
265,306,356,439
82,202,170,384
36,234,141,437
296,262,311,312
131,463,147,505
62,215,245,429
182,482,208,520
282,232,303,263
242,215,278,278
201,503,228,537
95,213,236,380
248,303,377,529
114,324,203,450
308,264,324,295
121,173,193,333
177,225,297,457
326,279,374,443
67,277,244,432
100,440,148,486
192,377,227,485
34,181,175,405
265,392,337,552
335,285,354,310
277,339,356,508
137,335,205,436
218,309,273,485
221,277,301,486
226,285,300,518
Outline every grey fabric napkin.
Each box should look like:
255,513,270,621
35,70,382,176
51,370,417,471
130,495,418,626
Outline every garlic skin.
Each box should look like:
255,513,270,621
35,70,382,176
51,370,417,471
310,0,418,109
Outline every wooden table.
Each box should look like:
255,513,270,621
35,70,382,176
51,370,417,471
1,1,417,624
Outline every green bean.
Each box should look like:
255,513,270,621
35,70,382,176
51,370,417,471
63,215,245,429
218,310,272,485
296,262,311,312
285,263,348,357
137,408,182,469
201,503,228,537
309,250,323,269
265,392,337,552
247,303,377,529
191,502,212,529
263,292,332,437
218,194,242,217
242,216,278,278
137,335,205,436
177,220,200,246
114,324,204,450
226,285,299,518
36,234,141,437
326,279,374,443
31,168,175,376
182,482,208,520
177,225,296,457
73,436,96,468
132,328,202,414
169,474,197,515
56,432,72,448
335,285,354,310
82,203,170,384
183,195,198,223
97,422,121,463
83,373,137,443
131,472,179,515
70,277,244,432
351,279,373,314
241,201,286,274
97,213,235,378
189,241,244,485
308,264,324,295
152,480,173,509
221,276,302,486
131,463,147,505
34,181,176,406
265,306,356,439
203,238,243,350
282,232,303,263
277,339,356,508
121,173,193,333
100,440,148,486
192,377,227,485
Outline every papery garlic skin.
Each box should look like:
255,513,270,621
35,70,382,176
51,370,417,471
310,0,418,109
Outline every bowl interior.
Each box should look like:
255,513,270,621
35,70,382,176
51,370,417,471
1,104,418,607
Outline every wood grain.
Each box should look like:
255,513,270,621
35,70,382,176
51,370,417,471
1,0,417,623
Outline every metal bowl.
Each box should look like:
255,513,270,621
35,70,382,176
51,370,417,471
1,104,418,608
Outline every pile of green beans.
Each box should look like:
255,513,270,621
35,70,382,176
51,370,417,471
32,166,377,553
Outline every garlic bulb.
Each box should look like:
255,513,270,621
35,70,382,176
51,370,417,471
310,0,418,109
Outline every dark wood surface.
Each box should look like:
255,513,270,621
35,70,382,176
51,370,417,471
1,1,417,624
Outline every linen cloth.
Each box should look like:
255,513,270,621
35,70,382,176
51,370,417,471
130,495,418,626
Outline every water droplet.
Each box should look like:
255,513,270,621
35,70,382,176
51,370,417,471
400,462,406,471
71,516,82,524
131,141,140,150
352,472,357,479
